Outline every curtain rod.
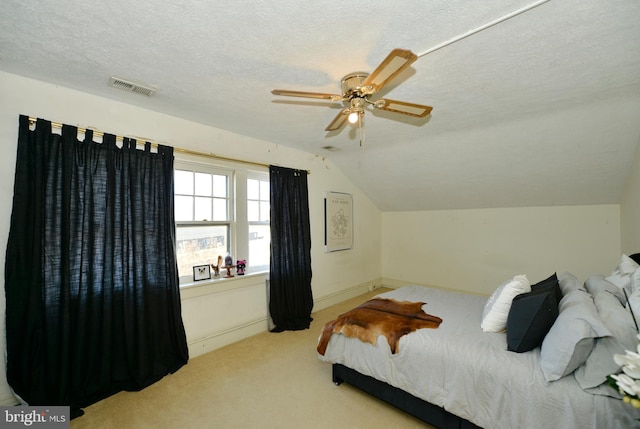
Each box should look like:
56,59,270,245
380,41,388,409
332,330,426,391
28,117,309,173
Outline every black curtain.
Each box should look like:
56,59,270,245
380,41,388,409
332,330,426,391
5,116,188,417
269,166,313,331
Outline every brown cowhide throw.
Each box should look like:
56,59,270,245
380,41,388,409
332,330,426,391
317,298,442,355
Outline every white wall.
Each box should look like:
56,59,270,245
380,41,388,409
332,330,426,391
621,138,640,254
0,71,382,404
381,205,620,295
1,69,632,408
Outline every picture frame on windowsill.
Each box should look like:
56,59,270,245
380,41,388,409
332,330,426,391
193,264,212,281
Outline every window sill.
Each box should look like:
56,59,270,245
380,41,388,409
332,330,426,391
179,270,269,300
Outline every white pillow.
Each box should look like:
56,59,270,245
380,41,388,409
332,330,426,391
481,275,530,332
606,254,640,292
634,267,640,291
625,266,640,314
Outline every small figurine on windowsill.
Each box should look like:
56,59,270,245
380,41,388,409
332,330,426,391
236,259,246,275
222,254,235,278
211,255,223,277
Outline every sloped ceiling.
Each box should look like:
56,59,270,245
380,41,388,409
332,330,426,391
1,0,639,211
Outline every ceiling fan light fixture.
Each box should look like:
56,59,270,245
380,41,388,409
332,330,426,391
348,111,360,124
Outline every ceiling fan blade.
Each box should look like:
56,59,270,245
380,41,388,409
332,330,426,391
360,49,418,95
272,89,342,101
375,98,433,117
325,110,349,131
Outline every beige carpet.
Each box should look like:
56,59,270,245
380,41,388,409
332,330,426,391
70,288,433,429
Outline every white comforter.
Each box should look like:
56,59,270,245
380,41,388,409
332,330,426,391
318,285,640,429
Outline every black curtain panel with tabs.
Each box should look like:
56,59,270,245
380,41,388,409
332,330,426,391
4,116,188,417
269,165,313,331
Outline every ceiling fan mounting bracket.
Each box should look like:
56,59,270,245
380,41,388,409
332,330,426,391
341,72,369,98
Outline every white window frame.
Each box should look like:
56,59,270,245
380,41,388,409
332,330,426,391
174,157,269,286
246,173,271,273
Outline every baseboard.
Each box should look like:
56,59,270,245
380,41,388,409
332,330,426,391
187,317,269,359
381,277,419,289
313,278,384,312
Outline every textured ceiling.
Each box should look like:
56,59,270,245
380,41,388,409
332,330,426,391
1,0,639,211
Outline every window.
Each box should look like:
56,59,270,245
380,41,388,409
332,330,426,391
247,177,270,271
174,160,269,284
174,166,232,282
175,170,229,222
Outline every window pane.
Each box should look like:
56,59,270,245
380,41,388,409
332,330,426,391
176,225,228,278
260,201,270,222
212,198,228,221
194,172,212,196
175,170,193,194
248,200,259,222
249,224,270,268
247,179,259,200
212,175,228,198
260,181,270,199
175,196,193,221
194,196,212,221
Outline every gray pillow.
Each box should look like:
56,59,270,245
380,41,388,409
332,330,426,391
540,289,610,382
573,291,637,391
584,275,626,306
558,271,582,295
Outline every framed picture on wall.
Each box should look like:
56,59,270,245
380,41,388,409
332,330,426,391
324,192,353,252
193,264,211,281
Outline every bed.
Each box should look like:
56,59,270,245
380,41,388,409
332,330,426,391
317,267,640,429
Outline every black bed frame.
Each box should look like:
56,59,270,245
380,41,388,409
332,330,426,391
332,364,481,429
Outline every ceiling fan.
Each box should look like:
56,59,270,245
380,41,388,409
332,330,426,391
271,49,433,135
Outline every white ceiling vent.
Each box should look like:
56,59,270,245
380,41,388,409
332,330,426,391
108,76,157,96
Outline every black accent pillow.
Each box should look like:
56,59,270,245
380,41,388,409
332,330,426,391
630,253,640,265
506,275,561,353
531,272,562,305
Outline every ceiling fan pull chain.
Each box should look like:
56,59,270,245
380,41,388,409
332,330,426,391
359,113,365,147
